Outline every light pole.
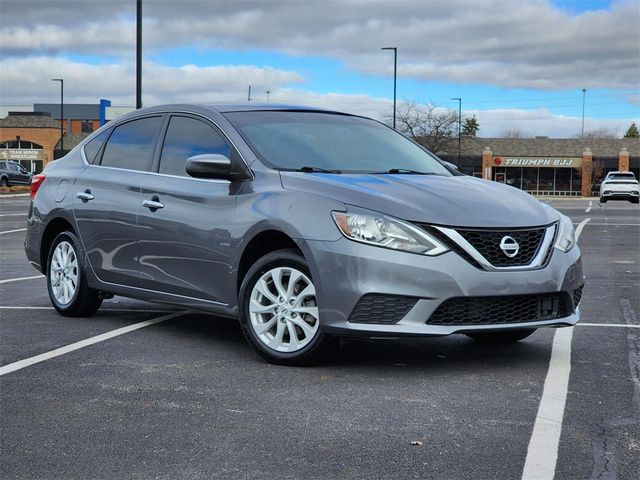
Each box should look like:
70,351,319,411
381,47,397,129
136,0,142,109
581,88,587,138
451,97,462,163
265,90,271,103
51,78,64,152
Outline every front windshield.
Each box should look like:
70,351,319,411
224,111,450,175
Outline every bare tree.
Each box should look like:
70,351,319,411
577,127,618,139
499,128,529,138
390,101,458,153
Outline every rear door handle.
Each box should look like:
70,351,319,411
76,190,94,202
142,195,164,212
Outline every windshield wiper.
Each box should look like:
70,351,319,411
281,166,342,174
383,168,437,175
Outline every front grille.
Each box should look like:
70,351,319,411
348,294,418,324
427,293,572,326
573,285,584,308
457,228,545,267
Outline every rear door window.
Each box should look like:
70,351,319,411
158,116,232,177
100,116,162,171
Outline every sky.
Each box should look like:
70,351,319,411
0,0,638,137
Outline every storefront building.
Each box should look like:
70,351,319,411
437,137,640,197
0,112,91,174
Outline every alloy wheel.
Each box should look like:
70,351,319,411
249,267,319,353
49,241,79,306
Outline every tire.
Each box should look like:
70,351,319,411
599,197,607,203
465,329,535,344
0,177,8,187
238,248,338,366
46,231,102,317
631,198,639,204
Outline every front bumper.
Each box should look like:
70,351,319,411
305,237,583,337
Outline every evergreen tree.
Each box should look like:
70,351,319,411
624,122,639,138
461,116,480,136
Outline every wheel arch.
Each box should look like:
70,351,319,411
235,229,306,294
40,216,76,271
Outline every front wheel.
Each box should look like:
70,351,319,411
600,197,607,203
0,177,8,187
46,231,102,316
465,329,535,344
238,249,337,365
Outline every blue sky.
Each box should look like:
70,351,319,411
1,0,638,137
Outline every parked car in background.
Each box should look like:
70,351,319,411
25,104,584,365
0,160,32,186
599,171,639,204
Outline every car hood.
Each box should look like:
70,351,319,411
280,173,558,228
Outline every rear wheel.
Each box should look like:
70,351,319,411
0,177,8,187
599,197,607,203
631,198,639,204
465,329,535,344
46,231,102,316
239,249,337,365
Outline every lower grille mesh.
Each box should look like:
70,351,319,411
349,294,418,324
427,293,572,326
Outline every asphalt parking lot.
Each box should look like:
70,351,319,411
1,194,639,480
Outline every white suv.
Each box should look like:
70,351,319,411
599,171,639,204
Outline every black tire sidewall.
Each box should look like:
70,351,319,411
239,249,327,363
46,231,85,312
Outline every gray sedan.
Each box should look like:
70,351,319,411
24,104,584,364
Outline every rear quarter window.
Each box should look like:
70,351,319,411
83,129,110,164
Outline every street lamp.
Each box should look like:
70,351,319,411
136,0,142,109
581,88,587,138
451,97,462,163
381,47,397,129
51,78,64,152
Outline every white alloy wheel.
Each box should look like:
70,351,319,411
249,267,320,353
49,240,79,306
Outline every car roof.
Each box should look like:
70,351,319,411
123,103,350,116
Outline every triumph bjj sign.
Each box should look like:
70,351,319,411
493,157,582,168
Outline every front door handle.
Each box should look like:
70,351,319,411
142,195,164,212
76,189,94,202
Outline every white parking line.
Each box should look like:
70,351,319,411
0,275,44,284
0,312,184,376
0,305,179,313
0,213,26,217
585,200,592,213
578,322,640,328
521,217,590,480
0,228,26,235
521,327,574,480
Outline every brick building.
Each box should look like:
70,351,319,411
437,137,640,196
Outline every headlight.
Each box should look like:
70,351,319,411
332,211,449,255
554,214,576,252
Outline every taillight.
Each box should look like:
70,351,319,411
30,174,46,199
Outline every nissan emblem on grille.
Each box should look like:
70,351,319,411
499,235,520,257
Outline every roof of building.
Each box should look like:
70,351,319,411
55,132,90,150
436,136,640,157
0,112,60,129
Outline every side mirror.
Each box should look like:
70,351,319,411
186,154,232,179
441,160,459,171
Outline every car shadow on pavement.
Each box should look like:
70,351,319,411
153,312,553,372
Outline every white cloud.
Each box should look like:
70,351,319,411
0,56,634,138
1,0,638,90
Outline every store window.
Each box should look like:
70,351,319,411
0,139,44,173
